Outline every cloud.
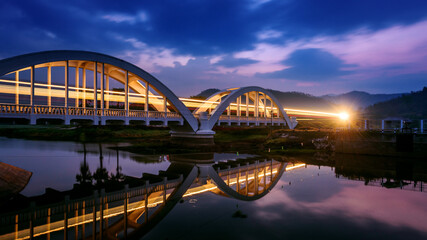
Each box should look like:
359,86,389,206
256,30,283,40
1,0,427,95
101,12,148,24
261,0,427,37
230,19,427,88
257,48,353,81
214,55,259,68
152,57,272,96
305,20,427,71
111,34,194,73
248,0,273,10
44,31,56,39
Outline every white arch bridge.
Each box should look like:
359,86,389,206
0,50,297,137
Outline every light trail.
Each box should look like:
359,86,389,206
0,78,347,119
283,108,343,118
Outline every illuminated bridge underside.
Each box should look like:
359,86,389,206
0,50,296,136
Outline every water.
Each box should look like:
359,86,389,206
0,137,426,240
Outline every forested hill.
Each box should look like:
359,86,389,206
268,90,335,111
322,91,403,109
364,87,427,119
191,88,221,99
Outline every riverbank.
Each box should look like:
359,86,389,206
335,130,427,159
1,125,426,158
0,125,331,155
0,125,170,142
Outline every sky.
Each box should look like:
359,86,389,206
0,0,427,97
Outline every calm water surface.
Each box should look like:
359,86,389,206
0,137,426,240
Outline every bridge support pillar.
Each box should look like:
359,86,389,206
30,116,37,125
64,117,70,125
381,120,385,132
100,118,107,125
170,112,215,140
93,117,99,126
421,120,424,134
124,118,130,125
290,117,298,129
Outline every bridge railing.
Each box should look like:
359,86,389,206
166,112,181,118
102,109,127,117
148,111,164,118
0,104,32,114
128,110,146,118
218,115,284,122
33,106,66,115
68,107,95,116
0,104,182,120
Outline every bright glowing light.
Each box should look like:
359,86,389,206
339,112,349,120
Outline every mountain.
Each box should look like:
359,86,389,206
268,90,336,112
364,87,427,119
191,88,221,99
322,91,404,109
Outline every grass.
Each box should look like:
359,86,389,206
0,124,338,155
0,125,170,142
213,126,270,143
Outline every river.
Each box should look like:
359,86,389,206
0,137,426,240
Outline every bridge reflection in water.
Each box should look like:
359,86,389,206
0,154,305,240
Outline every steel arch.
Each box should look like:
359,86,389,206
205,86,294,130
0,50,199,131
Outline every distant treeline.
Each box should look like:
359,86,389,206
364,87,427,119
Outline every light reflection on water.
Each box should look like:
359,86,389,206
0,137,426,240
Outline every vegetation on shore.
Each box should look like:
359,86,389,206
0,125,170,142
0,121,335,155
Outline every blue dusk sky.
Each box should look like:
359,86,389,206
1,0,427,97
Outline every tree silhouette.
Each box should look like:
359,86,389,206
76,142,93,186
